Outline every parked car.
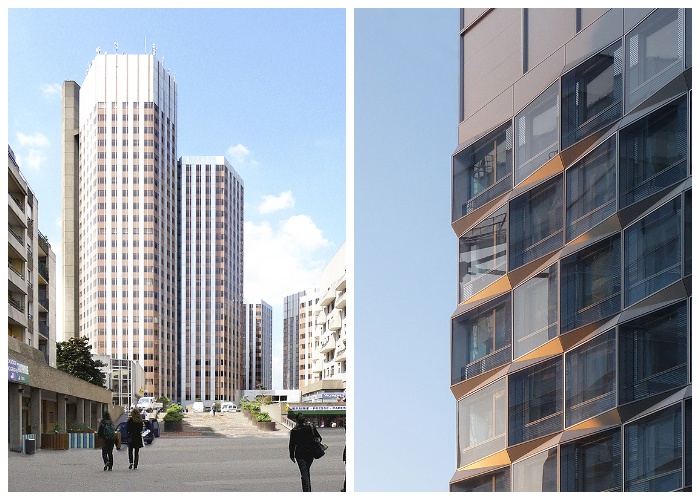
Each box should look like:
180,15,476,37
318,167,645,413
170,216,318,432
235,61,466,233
192,401,204,413
220,403,237,413
117,419,155,445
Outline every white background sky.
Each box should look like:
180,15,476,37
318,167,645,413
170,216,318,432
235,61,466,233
4,7,346,392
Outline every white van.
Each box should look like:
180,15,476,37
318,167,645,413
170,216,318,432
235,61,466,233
192,401,204,413
220,402,237,413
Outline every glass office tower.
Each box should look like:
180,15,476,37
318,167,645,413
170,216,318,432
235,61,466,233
450,8,690,492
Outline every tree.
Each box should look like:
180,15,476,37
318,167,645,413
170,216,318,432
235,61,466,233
56,336,107,387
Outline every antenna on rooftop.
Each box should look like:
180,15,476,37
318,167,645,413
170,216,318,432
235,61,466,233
114,42,118,52
152,43,157,56
96,47,101,54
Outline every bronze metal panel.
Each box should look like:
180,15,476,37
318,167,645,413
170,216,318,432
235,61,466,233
507,251,562,290
506,434,560,464
563,214,621,259
451,365,509,401
512,152,563,193
452,291,511,320
450,463,508,485
458,274,513,309
451,194,509,237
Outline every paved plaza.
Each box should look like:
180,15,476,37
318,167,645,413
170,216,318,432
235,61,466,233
8,411,347,492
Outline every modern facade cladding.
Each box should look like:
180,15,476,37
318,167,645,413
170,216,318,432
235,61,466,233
63,52,179,400
179,156,245,403
244,301,273,390
451,9,690,492
283,289,317,390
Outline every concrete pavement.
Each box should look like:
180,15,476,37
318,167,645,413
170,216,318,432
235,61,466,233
8,411,347,492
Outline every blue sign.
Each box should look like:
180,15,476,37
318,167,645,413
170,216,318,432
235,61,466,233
8,358,29,383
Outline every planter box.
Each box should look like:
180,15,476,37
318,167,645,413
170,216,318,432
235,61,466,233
256,421,276,431
69,432,95,449
40,433,69,450
163,420,183,432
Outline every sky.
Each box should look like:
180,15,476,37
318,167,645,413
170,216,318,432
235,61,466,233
4,8,346,391
354,8,458,492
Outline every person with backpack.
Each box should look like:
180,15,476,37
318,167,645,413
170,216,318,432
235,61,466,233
288,414,323,492
126,408,144,470
97,411,116,471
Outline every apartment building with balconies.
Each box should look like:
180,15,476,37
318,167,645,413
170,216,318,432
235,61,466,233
451,8,691,492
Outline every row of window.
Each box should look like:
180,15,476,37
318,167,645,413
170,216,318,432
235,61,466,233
453,399,690,491
457,300,688,465
459,189,690,305
453,9,688,222
453,201,689,385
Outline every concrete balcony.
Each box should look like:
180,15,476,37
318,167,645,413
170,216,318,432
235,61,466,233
8,264,27,295
335,275,346,292
320,289,335,306
336,290,346,309
312,360,323,373
8,225,26,258
335,339,347,362
320,334,336,353
327,309,342,331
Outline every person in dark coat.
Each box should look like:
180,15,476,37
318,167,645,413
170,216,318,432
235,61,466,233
97,411,115,471
126,408,144,470
288,414,322,492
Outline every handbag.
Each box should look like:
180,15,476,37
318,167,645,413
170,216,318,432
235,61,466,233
312,437,328,459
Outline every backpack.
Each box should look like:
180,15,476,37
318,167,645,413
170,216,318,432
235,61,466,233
103,420,116,440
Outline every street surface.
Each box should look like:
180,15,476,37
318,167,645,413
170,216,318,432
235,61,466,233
8,410,346,492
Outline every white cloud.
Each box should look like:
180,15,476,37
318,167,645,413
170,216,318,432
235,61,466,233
16,132,49,148
227,144,251,164
15,149,48,171
258,190,295,215
41,83,62,99
244,214,330,305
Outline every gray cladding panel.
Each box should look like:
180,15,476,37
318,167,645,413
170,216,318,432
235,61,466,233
458,87,514,147
463,8,490,30
463,9,522,121
514,47,565,114
565,8,623,68
579,8,611,30
527,9,577,71
623,8,655,33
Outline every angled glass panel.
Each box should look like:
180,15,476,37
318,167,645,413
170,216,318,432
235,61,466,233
515,81,559,184
509,175,563,270
619,300,687,404
451,294,511,385
624,403,683,491
560,428,622,492
450,467,510,492
459,206,507,302
457,378,507,468
565,329,616,427
560,235,621,333
566,136,616,242
619,95,688,208
684,190,691,276
513,448,558,492
561,40,623,149
452,122,513,221
624,197,682,306
509,357,563,446
684,399,691,489
513,264,558,358
626,9,684,112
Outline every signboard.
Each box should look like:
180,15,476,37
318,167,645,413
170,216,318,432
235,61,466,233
8,358,29,383
289,406,346,412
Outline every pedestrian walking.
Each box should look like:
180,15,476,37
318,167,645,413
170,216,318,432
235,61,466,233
212,403,217,416
126,408,144,470
288,414,322,492
97,411,116,471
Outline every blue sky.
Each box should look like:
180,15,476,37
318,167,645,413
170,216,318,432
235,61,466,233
4,8,346,390
354,8,458,492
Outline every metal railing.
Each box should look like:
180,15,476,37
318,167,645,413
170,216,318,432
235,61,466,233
9,296,25,313
8,191,24,212
8,224,23,245
8,262,24,280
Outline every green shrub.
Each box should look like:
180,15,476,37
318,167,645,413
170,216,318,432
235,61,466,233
163,405,184,422
255,412,271,422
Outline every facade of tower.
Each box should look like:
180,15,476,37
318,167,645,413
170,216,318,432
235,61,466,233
283,290,305,390
451,9,691,492
65,53,178,400
179,156,245,404
245,301,272,390
297,289,319,388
